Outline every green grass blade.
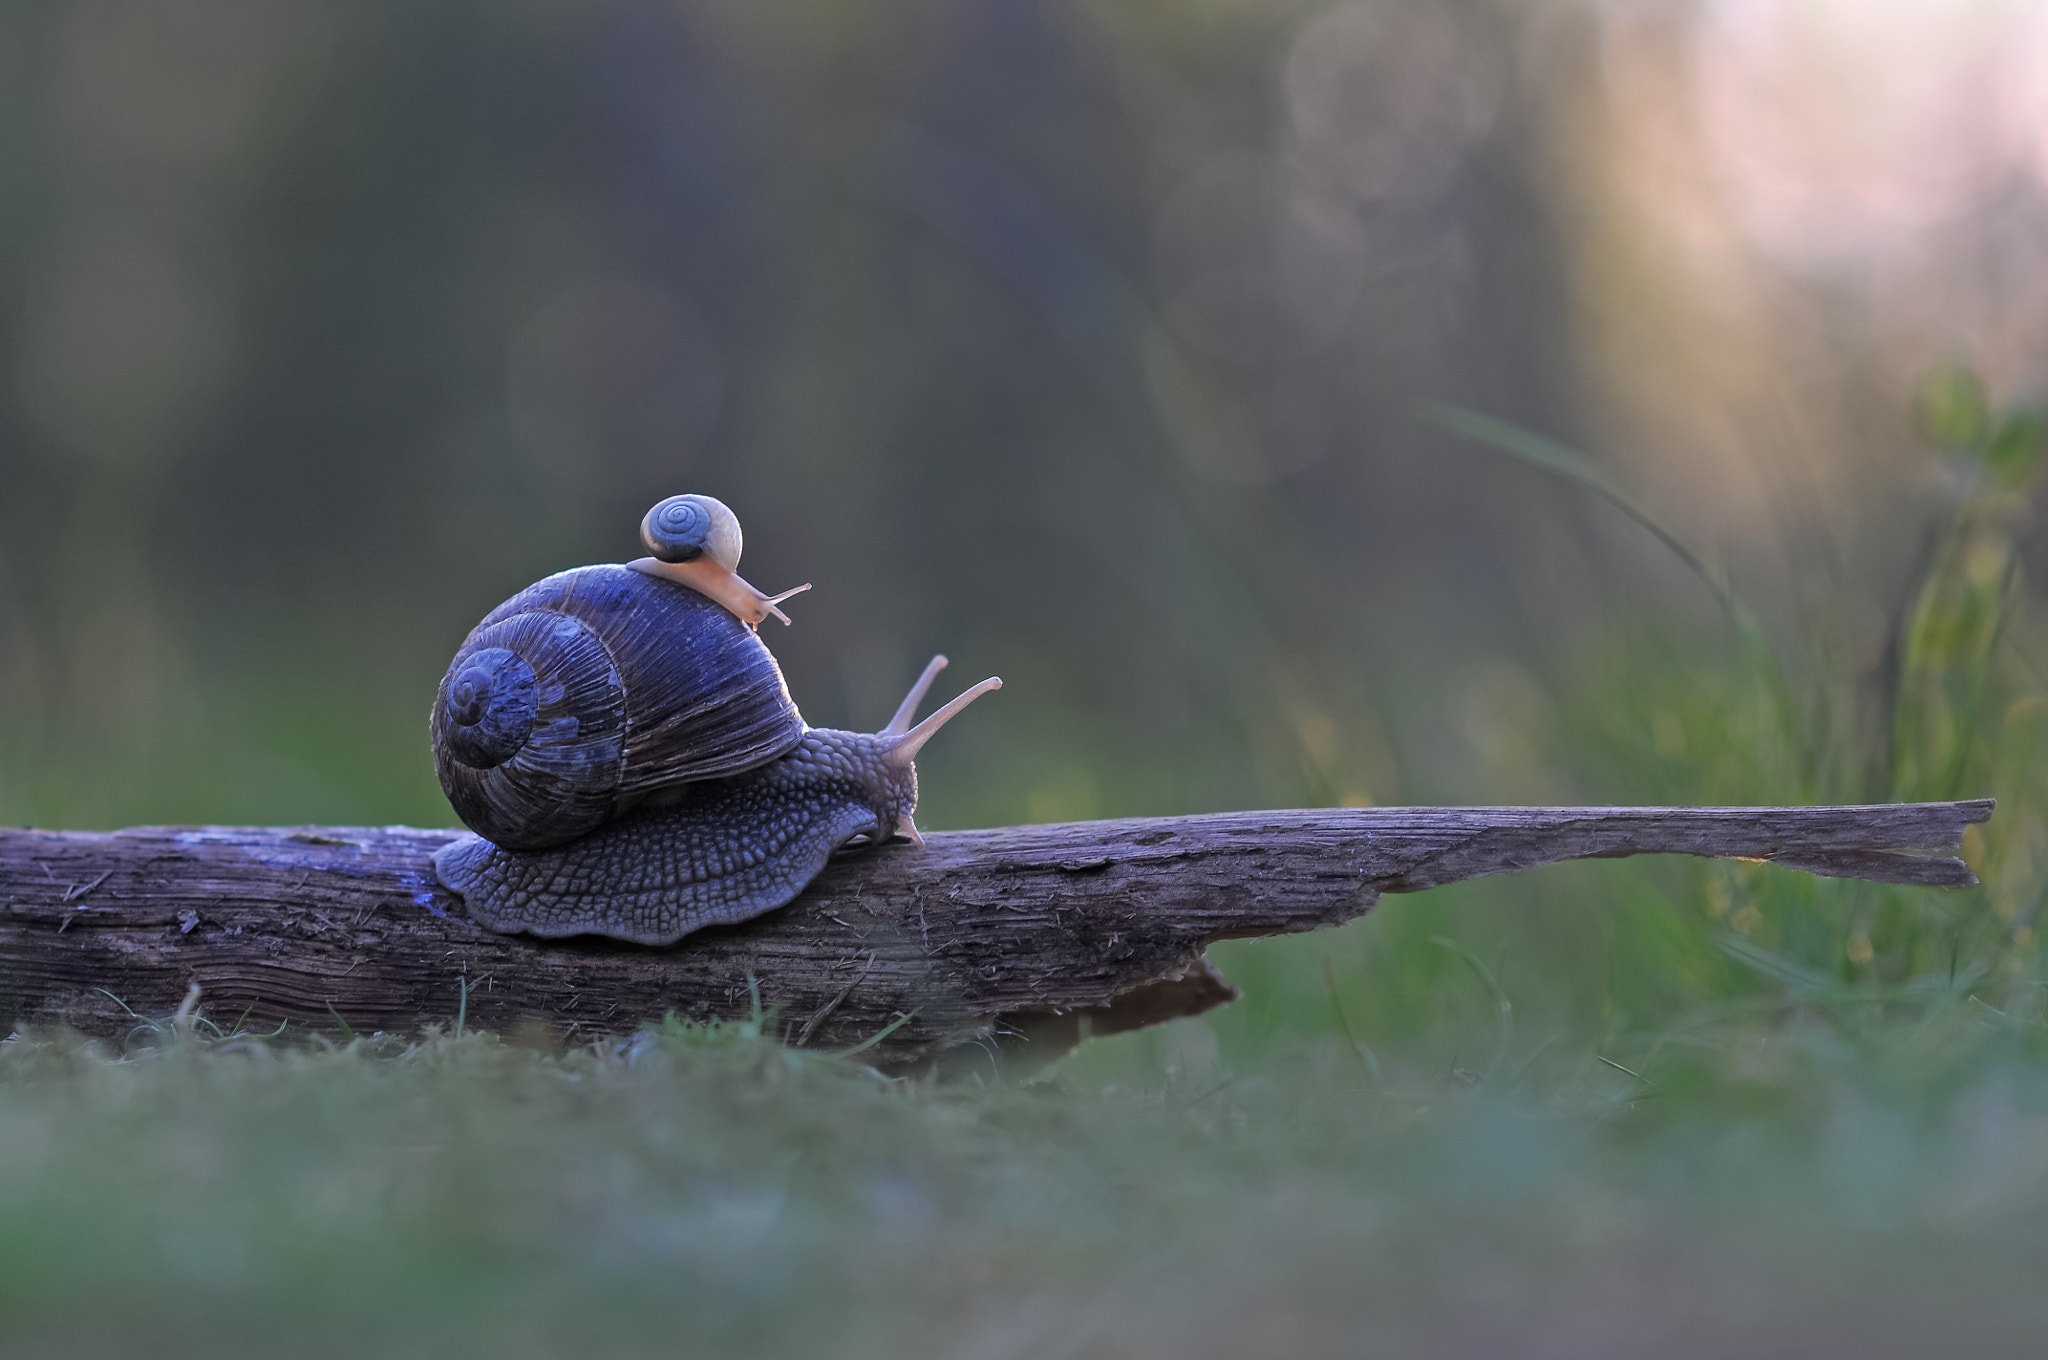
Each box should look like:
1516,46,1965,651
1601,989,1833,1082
1425,405,1740,622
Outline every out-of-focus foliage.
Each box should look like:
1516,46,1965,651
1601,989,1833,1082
6,0,2048,1350
0,0,1583,833
1211,375,2048,1082
3,0,2044,835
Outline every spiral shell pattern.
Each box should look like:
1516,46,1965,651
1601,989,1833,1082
642,493,741,568
430,564,804,850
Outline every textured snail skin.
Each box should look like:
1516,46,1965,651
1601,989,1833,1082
433,729,918,947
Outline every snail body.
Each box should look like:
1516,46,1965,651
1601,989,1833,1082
429,495,999,946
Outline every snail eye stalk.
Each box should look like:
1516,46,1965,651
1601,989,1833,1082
627,558,810,627
883,673,1003,766
884,655,951,735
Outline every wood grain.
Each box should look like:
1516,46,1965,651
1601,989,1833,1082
0,801,1993,1069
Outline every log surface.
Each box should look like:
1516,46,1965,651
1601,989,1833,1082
0,801,1993,1069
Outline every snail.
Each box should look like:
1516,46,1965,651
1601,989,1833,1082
428,493,1001,946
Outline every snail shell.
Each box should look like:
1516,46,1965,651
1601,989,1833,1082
431,563,805,851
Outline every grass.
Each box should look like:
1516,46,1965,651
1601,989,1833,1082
6,376,2048,1355
6,1010,2048,1357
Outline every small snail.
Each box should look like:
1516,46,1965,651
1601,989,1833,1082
429,494,1000,946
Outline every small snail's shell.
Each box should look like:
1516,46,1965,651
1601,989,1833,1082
641,493,739,568
431,564,805,851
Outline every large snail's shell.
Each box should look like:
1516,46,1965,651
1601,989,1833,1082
431,565,805,850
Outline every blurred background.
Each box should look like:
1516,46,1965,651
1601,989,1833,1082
15,8,2048,1351
4,0,2048,1059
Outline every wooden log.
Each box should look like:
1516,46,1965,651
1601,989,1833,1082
0,801,1993,1070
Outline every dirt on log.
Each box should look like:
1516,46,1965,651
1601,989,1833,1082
0,801,1994,1070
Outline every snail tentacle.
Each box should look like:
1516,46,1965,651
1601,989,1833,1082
883,676,1003,765
884,654,949,735
627,557,810,628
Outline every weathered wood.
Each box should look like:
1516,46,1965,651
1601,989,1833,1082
0,801,1993,1069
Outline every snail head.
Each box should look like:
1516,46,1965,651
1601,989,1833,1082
629,493,811,627
867,654,1003,845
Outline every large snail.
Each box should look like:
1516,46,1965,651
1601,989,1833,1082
429,494,1000,946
